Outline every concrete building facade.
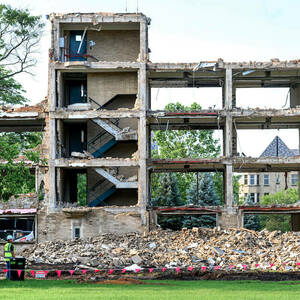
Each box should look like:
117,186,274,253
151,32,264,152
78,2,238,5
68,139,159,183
238,136,299,203
2,11,300,243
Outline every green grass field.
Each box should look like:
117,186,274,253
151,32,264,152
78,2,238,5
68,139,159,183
1,279,300,300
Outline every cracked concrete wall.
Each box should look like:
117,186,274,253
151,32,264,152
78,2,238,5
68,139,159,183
87,30,140,62
37,207,142,242
87,72,137,107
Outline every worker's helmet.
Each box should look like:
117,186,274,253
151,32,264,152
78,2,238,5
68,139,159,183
7,235,13,241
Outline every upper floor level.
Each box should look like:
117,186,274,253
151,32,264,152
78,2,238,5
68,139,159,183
49,12,149,63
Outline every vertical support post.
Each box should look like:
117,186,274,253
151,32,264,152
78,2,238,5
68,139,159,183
35,166,40,193
225,66,232,111
232,85,236,108
57,71,63,108
224,165,233,207
48,118,56,211
224,66,233,157
139,17,148,62
138,63,148,226
196,172,199,204
49,65,56,112
224,66,234,208
298,127,300,200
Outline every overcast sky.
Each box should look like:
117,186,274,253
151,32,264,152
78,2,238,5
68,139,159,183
3,0,300,156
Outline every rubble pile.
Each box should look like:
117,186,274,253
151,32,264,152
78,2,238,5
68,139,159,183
20,228,300,271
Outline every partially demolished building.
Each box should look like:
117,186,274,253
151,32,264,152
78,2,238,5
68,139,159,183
1,12,300,243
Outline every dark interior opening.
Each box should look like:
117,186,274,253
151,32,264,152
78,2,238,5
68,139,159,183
63,73,87,106
0,217,35,242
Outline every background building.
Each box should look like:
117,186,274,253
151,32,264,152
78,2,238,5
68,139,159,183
238,136,299,203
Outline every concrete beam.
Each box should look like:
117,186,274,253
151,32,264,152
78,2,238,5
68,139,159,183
49,13,146,24
55,158,138,168
52,110,140,119
52,61,141,71
149,156,300,173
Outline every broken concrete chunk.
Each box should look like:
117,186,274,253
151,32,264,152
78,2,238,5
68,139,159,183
131,254,142,264
71,152,87,158
20,228,300,271
125,264,142,271
207,257,216,265
149,242,156,249
213,247,225,256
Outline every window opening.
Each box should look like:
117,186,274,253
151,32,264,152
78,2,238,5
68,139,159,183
291,174,298,186
264,174,269,185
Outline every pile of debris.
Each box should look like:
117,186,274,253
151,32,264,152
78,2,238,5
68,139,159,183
16,228,300,271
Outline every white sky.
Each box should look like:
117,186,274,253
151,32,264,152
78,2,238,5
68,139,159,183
2,0,300,157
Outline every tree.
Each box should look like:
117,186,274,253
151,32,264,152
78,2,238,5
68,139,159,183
243,195,260,231
152,173,184,230
0,132,44,201
186,173,220,206
0,5,44,105
152,173,183,207
213,173,241,206
183,172,220,228
0,5,44,200
258,188,298,232
152,102,220,200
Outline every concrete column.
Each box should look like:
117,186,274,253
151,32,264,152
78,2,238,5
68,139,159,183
224,164,234,207
222,65,236,223
232,85,236,108
217,208,242,229
138,64,148,226
290,84,300,108
222,86,225,108
298,128,300,200
48,65,56,112
48,118,56,211
225,66,232,110
57,120,63,158
57,71,63,108
224,66,233,157
232,125,237,156
51,19,60,61
139,17,148,62
291,213,300,231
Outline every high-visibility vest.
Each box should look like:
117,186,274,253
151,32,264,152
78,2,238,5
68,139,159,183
4,243,13,261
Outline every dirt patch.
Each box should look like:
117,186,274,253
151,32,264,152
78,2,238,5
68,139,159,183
89,278,170,285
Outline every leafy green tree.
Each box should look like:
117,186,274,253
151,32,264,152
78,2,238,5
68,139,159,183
0,5,44,200
0,132,43,200
261,188,298,205
258,188,298,232
77,174,87,206
152,102,220,200
0,5,44,105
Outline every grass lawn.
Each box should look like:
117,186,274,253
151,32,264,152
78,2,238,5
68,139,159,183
1,279,300,300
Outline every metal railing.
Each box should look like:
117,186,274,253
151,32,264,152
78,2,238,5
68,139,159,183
87,180,115,206
87,118,120,155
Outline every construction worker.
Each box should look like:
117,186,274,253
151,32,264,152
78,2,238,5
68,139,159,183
4,235,15,279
